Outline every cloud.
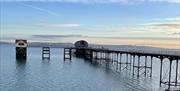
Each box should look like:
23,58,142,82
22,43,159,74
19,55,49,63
140,16,180,29
37,23,81,28
32,34,83,38
0,0,180,4
164,16,180,21
111,20,180,37
148,0,180,3
153,16,180,21
172,32,180,35
21,3,60,16
150,23,180,29
134,21,180,37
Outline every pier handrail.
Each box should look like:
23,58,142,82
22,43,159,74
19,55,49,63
66,47,180,59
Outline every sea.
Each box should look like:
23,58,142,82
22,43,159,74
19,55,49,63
0,44,180,91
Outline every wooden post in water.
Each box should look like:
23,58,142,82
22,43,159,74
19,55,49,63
126,54,128,69
168,59,172,89
130,54,132,71
42,47,50,59
175,59,178,86
150,56,153,77
63,48,71,61
133,55,135,75
119,53,122,71
116,53,119,70
159,57,163,86
145,56,147,76
137,55,140,77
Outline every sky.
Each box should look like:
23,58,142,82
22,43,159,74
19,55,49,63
0,0,180,48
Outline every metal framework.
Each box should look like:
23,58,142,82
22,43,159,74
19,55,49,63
63,47,180,90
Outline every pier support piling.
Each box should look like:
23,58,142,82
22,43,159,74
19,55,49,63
64,48,71,61
62,45,180,89
42,47,50,59
159,57,180,89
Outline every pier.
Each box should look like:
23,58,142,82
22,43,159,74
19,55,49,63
15,39,180,90
63,46,180,90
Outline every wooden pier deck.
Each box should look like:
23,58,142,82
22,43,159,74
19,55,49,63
65,47,180,59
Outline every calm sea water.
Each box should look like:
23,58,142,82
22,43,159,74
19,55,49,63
0,44,179,91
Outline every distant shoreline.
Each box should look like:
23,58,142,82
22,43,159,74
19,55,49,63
1,41,180,50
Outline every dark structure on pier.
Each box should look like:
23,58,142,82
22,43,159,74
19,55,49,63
64,40,89,60
16,39,27,59
63,40,180,90
74,40,88,48
74,40,88,58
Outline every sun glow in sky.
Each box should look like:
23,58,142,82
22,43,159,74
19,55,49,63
0,0,180,49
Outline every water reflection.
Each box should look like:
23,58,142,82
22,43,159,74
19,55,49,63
1,45,173,91
42,59,50,64
14,59,28,91
85,59,99,66
16,59,26,72
16,59,26,66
